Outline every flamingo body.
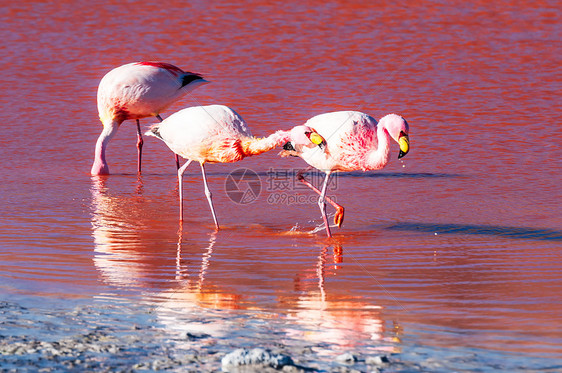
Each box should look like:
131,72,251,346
97,62,207,123
294,111,409,172
92,62,208,175
146,105,323,229
150,105,253,163
283,111,410,237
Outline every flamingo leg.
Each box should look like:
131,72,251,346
156,114,180,169
200,163,220,230
177,160,192,222
318,171,332,238
297,169,344,228
136,119,144,174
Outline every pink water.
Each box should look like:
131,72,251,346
1,0,561,370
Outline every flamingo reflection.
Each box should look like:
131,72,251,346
90,176,230,299
90,183,399,349
286,244,400,352
156,227,254,341
91,176,151,288
90,177,250,341
173,223,217,291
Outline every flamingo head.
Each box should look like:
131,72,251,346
283,125,326,154
380,114,410,158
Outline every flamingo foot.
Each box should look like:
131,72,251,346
334,206,345,228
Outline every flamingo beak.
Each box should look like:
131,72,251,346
283,142,296,151
398,132,409,159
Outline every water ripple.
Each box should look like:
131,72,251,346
385,222,562,241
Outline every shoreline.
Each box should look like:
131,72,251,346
2,301,560,372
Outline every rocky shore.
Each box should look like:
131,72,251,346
0,300,393,372
0,329,392,372
1,301,559,372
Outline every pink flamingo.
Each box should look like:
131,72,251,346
91,61,209,175
145,104,325,229
282,111,410,237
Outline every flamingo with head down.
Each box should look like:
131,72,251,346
282,111,410,237
145,104,325,230
91,61,209,175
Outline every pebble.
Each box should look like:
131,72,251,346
186,332,211,340
330,366,362,373
221,348,294,371
283,365,306,373
335,352,358,364
366,355,390,366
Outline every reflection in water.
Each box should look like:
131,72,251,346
90,178,399,351
90,176,227,300
90,176,148,288
157,228,241,341
287,244,399,352
90,176,242,340
173,223,217,292
135,174,144,195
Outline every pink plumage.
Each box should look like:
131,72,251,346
91,61,209,175
282,111,411,237
134,61,188,75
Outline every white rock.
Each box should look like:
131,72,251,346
335,352,358,364
221,348,294,371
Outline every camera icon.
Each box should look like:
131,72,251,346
224,168,262,204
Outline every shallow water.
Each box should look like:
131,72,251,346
1,1,561,371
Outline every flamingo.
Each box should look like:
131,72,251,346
91,61,209,175
145,104,325,229
281,111,410,237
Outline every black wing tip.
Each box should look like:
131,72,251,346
147,126,163,140
181,73,206,87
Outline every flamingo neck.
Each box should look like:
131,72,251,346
91,121,120,175
365,124,391,170
240,130,290,156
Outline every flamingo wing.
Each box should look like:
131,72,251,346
97,62,207,123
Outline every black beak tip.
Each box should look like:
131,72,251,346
398,150,407,159
283,142,295,151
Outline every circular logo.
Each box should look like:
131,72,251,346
224,168,261,204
